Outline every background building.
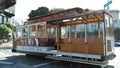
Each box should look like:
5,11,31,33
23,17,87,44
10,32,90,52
110,10,120,28
0,0,16,24
0,0,16,41
0,5,15,24
110,10,120,40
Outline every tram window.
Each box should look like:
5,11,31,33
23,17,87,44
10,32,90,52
23,27,28,37
38,25,45,37
110,17,114,36
71,25,75,38
76,24,85,38
100,22,104,38
17,28,22,38
67,26,70,38
29,25,36,37
105,14,112,36
88,23,98,38
47,27,55,38
61,26,68,38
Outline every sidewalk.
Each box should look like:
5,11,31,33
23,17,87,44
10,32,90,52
1,41,13,47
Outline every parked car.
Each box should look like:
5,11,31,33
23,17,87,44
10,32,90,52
114,40,120,46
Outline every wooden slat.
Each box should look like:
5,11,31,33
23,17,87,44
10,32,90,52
87,38,104,55
60,38,104,55
60,44,70,52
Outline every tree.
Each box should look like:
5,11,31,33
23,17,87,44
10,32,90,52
28,6,49,18
5,22,13,30
28,10,37,18
0,24,12,39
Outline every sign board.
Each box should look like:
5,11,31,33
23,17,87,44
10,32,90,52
104,0,112,8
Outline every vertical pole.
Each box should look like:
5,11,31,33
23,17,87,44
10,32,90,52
56,20,60,51
70,21,72,56
85,15,88,61
98,22,101,38
103,13,107,56
107,0,110,11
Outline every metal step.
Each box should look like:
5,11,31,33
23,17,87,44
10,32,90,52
46,55,108,66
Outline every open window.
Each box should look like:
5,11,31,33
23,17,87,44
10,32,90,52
29,25,37,37
87,23,98,38
16,27,22,38
47,27,56,38
37,24,45,37
61,26,68,38
22,26,29,37
76,24,85,38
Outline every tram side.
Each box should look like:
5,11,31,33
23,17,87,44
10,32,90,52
12,10,115,65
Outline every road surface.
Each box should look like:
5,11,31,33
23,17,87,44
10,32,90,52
0,42,117,68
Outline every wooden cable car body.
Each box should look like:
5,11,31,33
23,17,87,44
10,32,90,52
12,8,115,66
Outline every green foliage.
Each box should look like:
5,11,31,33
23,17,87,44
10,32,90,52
0,24,12,33
28,6,49,18
0,24,12,39
4,22,13,30
28,10,37,18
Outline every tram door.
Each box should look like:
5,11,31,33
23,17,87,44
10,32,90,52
60,26,70,52
46,25,56,46
60,25,86,53
104,13,114,55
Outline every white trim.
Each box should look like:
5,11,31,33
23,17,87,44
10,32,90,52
16,46,54,52
16,46,102,60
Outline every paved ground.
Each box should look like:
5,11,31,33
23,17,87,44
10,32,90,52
0,42,119,68
108,47,120,68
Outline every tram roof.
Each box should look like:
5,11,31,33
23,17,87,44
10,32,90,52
27,7,112,24
27,7,85,23
59,10,113,26
28,7,85,20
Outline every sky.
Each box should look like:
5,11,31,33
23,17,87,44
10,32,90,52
15,0,119,21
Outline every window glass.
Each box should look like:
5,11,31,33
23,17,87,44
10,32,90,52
38,25,45,37
23,27,28,37
105,14,112,36
61,26,68,38
4,17,6,23
100,22,104,38
67,26,70,38
17,27,22,38
47,27,55,38
76,24,85,38
110,17,114,36
88,23,98,38
71,25,75,38
29,26,32,36
29,25,36,37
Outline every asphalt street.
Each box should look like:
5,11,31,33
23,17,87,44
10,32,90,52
0,42,119,68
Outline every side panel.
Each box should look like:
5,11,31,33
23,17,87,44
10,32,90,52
87,38,104,55
60,38,104,55
60,23,104,55
104,13,114,56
